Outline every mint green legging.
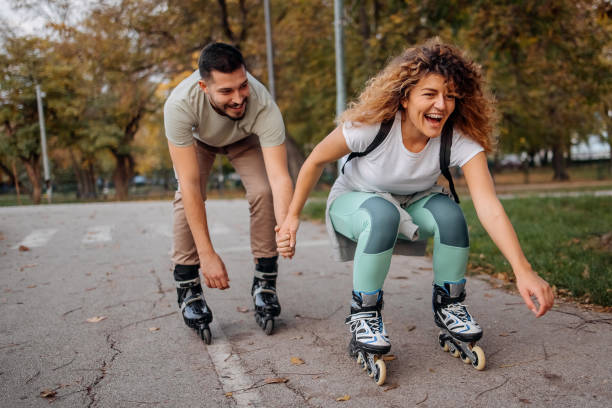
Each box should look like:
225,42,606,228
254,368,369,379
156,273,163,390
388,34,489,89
329,192,470,292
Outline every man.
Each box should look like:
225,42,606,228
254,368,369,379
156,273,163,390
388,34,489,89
164,42,293,341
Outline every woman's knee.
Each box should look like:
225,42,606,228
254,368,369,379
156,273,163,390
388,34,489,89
359,197,400,253
424,194,469,247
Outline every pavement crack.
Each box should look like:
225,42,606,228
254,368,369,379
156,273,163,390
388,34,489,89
267,363,319,408
86,334,122,407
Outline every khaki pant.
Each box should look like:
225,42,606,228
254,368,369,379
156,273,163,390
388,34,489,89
172,135,277,265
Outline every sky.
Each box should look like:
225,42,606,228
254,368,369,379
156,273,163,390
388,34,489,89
0,0,48,35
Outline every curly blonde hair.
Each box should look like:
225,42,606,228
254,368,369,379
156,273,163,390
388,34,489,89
340,38,496,152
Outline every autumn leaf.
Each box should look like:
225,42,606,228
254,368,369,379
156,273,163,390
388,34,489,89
290,357,304,365
264,377,289,384
382,354,396,361
40,389,57,398
236,306,249,313
148,327,160,332
383,383,399,392
18,245,30,252
225,392,233,397
86,316,107,323
336,395,350,401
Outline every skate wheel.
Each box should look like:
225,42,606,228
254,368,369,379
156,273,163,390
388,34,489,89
201,327,212,344
357,352,367,371
442,342,450,352
263,318,274,335
367,357,376,378
450,347,460,358
461,353,471,364
374,359,386,386
471,346,486,370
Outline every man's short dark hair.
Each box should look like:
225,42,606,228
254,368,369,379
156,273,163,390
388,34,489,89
198,42,246,81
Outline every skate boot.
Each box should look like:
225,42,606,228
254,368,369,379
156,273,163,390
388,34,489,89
345,290,390,386
433,280,485,370
252,256,281,335
174,264,213,344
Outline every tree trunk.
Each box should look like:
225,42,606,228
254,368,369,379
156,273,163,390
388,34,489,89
551,143,569,181
284,134,305,184
22,157,42,204
112,153,134,201
0,160,16,188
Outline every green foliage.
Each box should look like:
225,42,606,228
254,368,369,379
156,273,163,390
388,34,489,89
462,195,612,306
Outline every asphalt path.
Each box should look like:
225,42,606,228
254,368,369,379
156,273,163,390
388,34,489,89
1,200,610,407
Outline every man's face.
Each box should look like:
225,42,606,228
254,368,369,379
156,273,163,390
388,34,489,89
199,67,250,120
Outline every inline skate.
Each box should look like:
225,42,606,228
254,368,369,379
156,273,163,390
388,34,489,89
174,264,213,344
346,290,390,386
252,256,281,335
433,280,485,370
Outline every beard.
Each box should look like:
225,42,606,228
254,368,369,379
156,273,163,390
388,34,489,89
208,96,248,121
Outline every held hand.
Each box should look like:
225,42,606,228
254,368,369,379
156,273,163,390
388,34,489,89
276,216,300,259
199,252,230,290
516,272,554,317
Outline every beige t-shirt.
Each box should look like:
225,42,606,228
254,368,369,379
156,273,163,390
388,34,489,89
163,70,285,148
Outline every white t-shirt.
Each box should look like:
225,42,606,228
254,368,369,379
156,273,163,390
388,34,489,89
338,111,483,195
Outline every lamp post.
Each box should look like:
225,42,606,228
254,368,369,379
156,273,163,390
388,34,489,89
35,84,52,203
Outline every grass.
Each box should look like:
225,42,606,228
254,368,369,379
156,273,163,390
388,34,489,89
462,196,612,307
302,194,612,307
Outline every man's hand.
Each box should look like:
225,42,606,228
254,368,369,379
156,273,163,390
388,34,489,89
199,252,230,289
276,215,299,259
516,272,554,317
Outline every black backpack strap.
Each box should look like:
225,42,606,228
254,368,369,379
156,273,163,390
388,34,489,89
439,122,460,203
341,118,394,174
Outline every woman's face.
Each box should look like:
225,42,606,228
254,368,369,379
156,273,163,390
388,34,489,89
401,73,456,139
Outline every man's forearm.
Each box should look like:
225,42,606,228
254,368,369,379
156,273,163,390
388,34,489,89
270,175,294,227
181,184,215,257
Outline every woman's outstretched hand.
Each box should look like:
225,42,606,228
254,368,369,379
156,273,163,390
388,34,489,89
276,215,300,259
516,272,554,317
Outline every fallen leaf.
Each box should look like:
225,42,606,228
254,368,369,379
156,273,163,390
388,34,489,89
428,368,435,373
392,276,408,280
293,271,303,276
290,336,303,340
225,392,233,397
406,325,416,332
236,306,249,313
383,383,399,391
336,395,350,401
40,389,57,398
582,265,590,279
26,285,37,289
18,245,30,252
264,377,288,384
499,332,511,337
484,293,493,298
382,354,396,361
519,398,531,404
86,316,107,323
148,327,160,332
290,357,304,365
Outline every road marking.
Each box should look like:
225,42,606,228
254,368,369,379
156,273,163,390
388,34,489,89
13,229,57,248
216,239,328,254
147,223,172,238
209,223,231,235
82,225,112,244
207,321,262,406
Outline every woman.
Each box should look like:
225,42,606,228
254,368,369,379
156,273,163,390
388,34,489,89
277,38,554,376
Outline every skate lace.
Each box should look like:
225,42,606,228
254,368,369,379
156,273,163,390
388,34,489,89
447,303,470,322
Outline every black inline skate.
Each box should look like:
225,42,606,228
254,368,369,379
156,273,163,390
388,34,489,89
346,290,390,386
251,256,281,335
433,280,485,370
174,264,213,344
